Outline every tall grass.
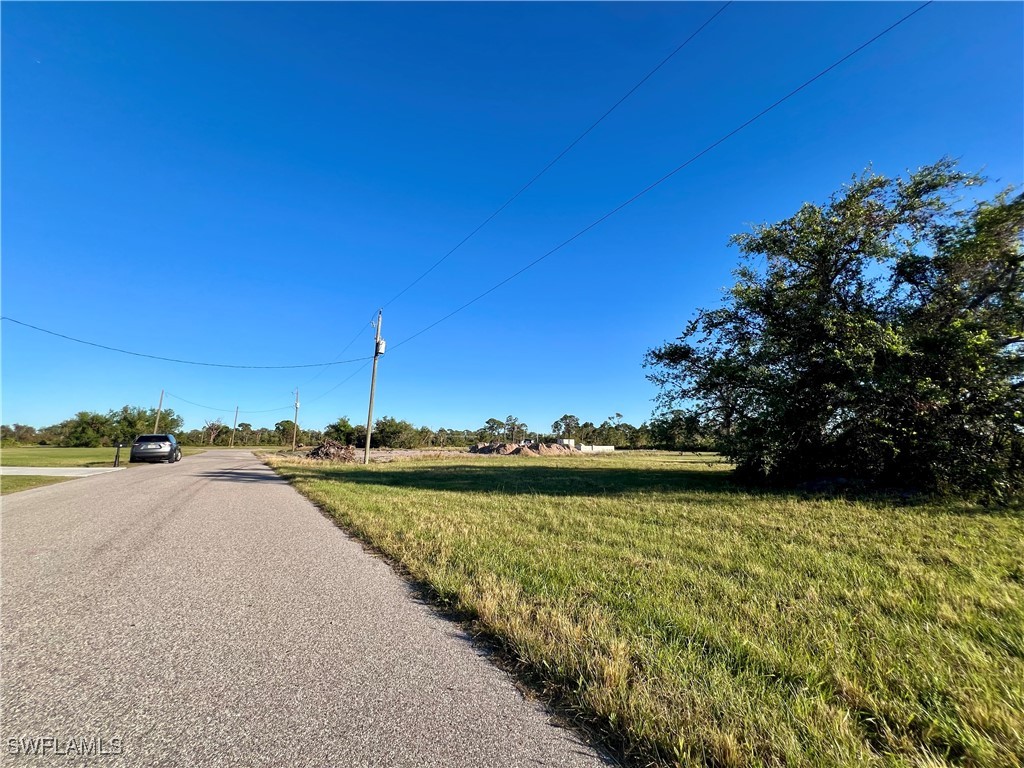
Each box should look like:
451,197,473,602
268,452,1023,767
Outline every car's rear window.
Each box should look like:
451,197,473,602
135,435,171,443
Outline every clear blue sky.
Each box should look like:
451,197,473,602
2,2,1021,435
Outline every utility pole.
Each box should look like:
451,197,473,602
292,388,300,451
363,309,385,465
153,389,164,433
230,406,239,447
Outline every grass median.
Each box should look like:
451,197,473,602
0,445,206,467
0,475,73,494
268,451,1023,767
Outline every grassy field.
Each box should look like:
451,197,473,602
0,445,206,467
0,475,73,494
267,451,1024,768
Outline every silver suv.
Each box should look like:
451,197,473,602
130,434,182,463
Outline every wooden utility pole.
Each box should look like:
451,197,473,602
153,389,164,433
363,309,384,465
230,406,239,447
292,389,300,451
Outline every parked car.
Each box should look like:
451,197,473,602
130,434,182,463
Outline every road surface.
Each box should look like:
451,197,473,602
2,450,607,767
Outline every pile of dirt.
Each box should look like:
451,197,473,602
470,442,576,457
307,439,357,462
470,442,516,455
534,443,577,456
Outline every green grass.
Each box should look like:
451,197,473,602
0,475,74,494
0,445,206,467
267,452,1024,768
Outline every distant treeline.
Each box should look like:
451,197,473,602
1,409,714,451
2,406,187,448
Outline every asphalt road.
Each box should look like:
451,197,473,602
2,450,608,767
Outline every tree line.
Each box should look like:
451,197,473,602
2,409,709,451
2,406,186,448
0,408,316,448
320,413,696,450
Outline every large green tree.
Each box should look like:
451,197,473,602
504,415,523,443
372,416,417,448
59,411,113,447
645,160,1023,498
39,405,183,447
551,414,580,439
477,418,506,442
109,405,182,444
324,416,358,445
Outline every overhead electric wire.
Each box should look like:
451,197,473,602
1,316,373,369
379,1,732,310
165,392,235,413
164,392,293,414
298,310,380,388
2,7,732,383
391,1,932,351
304,360,373,406
3,2,930,419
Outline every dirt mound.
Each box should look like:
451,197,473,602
512,445,540,456
470,442,518,455
307,439,357,462
535,443,576,456
470,442,574,456
469,442,504,454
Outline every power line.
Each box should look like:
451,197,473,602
298,310,379,387
274,4,732,393
165,393,234,413
2,5,732,383
304,360,373,406
164,392,293,414
1,316,373,369
391,1,932,351
380,2,733,310
166,9,732,405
